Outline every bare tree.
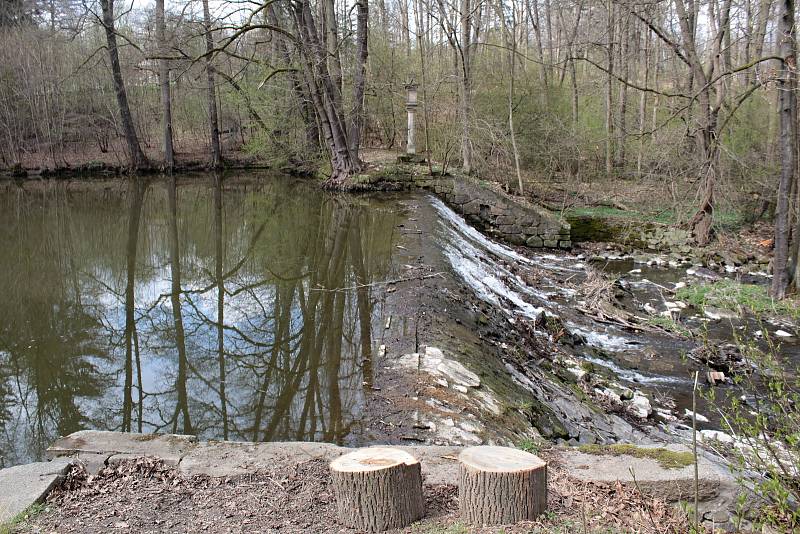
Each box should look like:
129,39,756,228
99,0,147,170
202,0,221,167
155,0,174,170
771,0,797,298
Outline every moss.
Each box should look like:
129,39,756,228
578,444,694,469
676,280,800,319
0,503,47,534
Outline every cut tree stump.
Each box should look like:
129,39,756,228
458,445,547,525
329,447,425,532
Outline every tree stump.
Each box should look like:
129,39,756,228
458,445,547,525
329,447,425,532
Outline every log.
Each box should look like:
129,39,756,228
458,445,547,526
329,447,425,532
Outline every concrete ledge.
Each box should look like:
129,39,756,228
558,444,738,506
0,457,74,525
42,431,739,518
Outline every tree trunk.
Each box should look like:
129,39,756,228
290,0,360,185
771,0,797,298
155,0,174,170
605,0,614,177
348,0,369,161
99,0,147,170
330,447,424,532
459,0,473,174
614,13,629,170
202,0,221,167
459,446,547,526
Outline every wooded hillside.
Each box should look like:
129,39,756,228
0,0,798,294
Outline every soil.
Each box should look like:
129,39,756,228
13,455,690,534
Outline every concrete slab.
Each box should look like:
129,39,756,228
178,441,347,477
179,441,464,484
0,457,73,525
558,444,737,506
47,430,197,465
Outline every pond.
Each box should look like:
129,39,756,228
0,174,403,466
1,173,796,467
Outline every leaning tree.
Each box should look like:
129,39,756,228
214,0,369,186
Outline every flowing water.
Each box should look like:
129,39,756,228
1,173,797,466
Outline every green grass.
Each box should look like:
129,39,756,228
413,523,469,534
563,206,677,225
676,280,800,319
577,444,694,469
646,316,693,337
0,503,47,534
517,438,541,455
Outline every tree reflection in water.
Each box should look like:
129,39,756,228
0,175,400,465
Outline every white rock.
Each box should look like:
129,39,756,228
396,347,481,389
597,388,621,404
567,366,587,380
674,282,687,290
630,394,652,419
655,408,677,422
775,330,793,338
700,429,734,444
459,421,479,433
683,409,709,423
628,269,642,274
452,384,469,394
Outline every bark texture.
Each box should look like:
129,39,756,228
458,446,547,526
771,0,796,298
330,447,424,532
99,0,147,170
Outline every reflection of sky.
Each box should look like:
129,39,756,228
0,181,398,465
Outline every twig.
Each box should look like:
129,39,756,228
309,272,445,293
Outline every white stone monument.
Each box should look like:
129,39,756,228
405,80,418,155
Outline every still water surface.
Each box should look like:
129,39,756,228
0,174,402,466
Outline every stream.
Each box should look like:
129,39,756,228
0,173,796,467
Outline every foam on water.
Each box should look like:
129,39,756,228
583,355,692,385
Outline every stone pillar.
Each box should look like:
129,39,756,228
404,81,418,155
407,107,416,155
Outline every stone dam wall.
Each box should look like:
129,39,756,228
355,167,571,249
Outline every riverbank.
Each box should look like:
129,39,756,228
1,430,740,533
0,148,315,180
